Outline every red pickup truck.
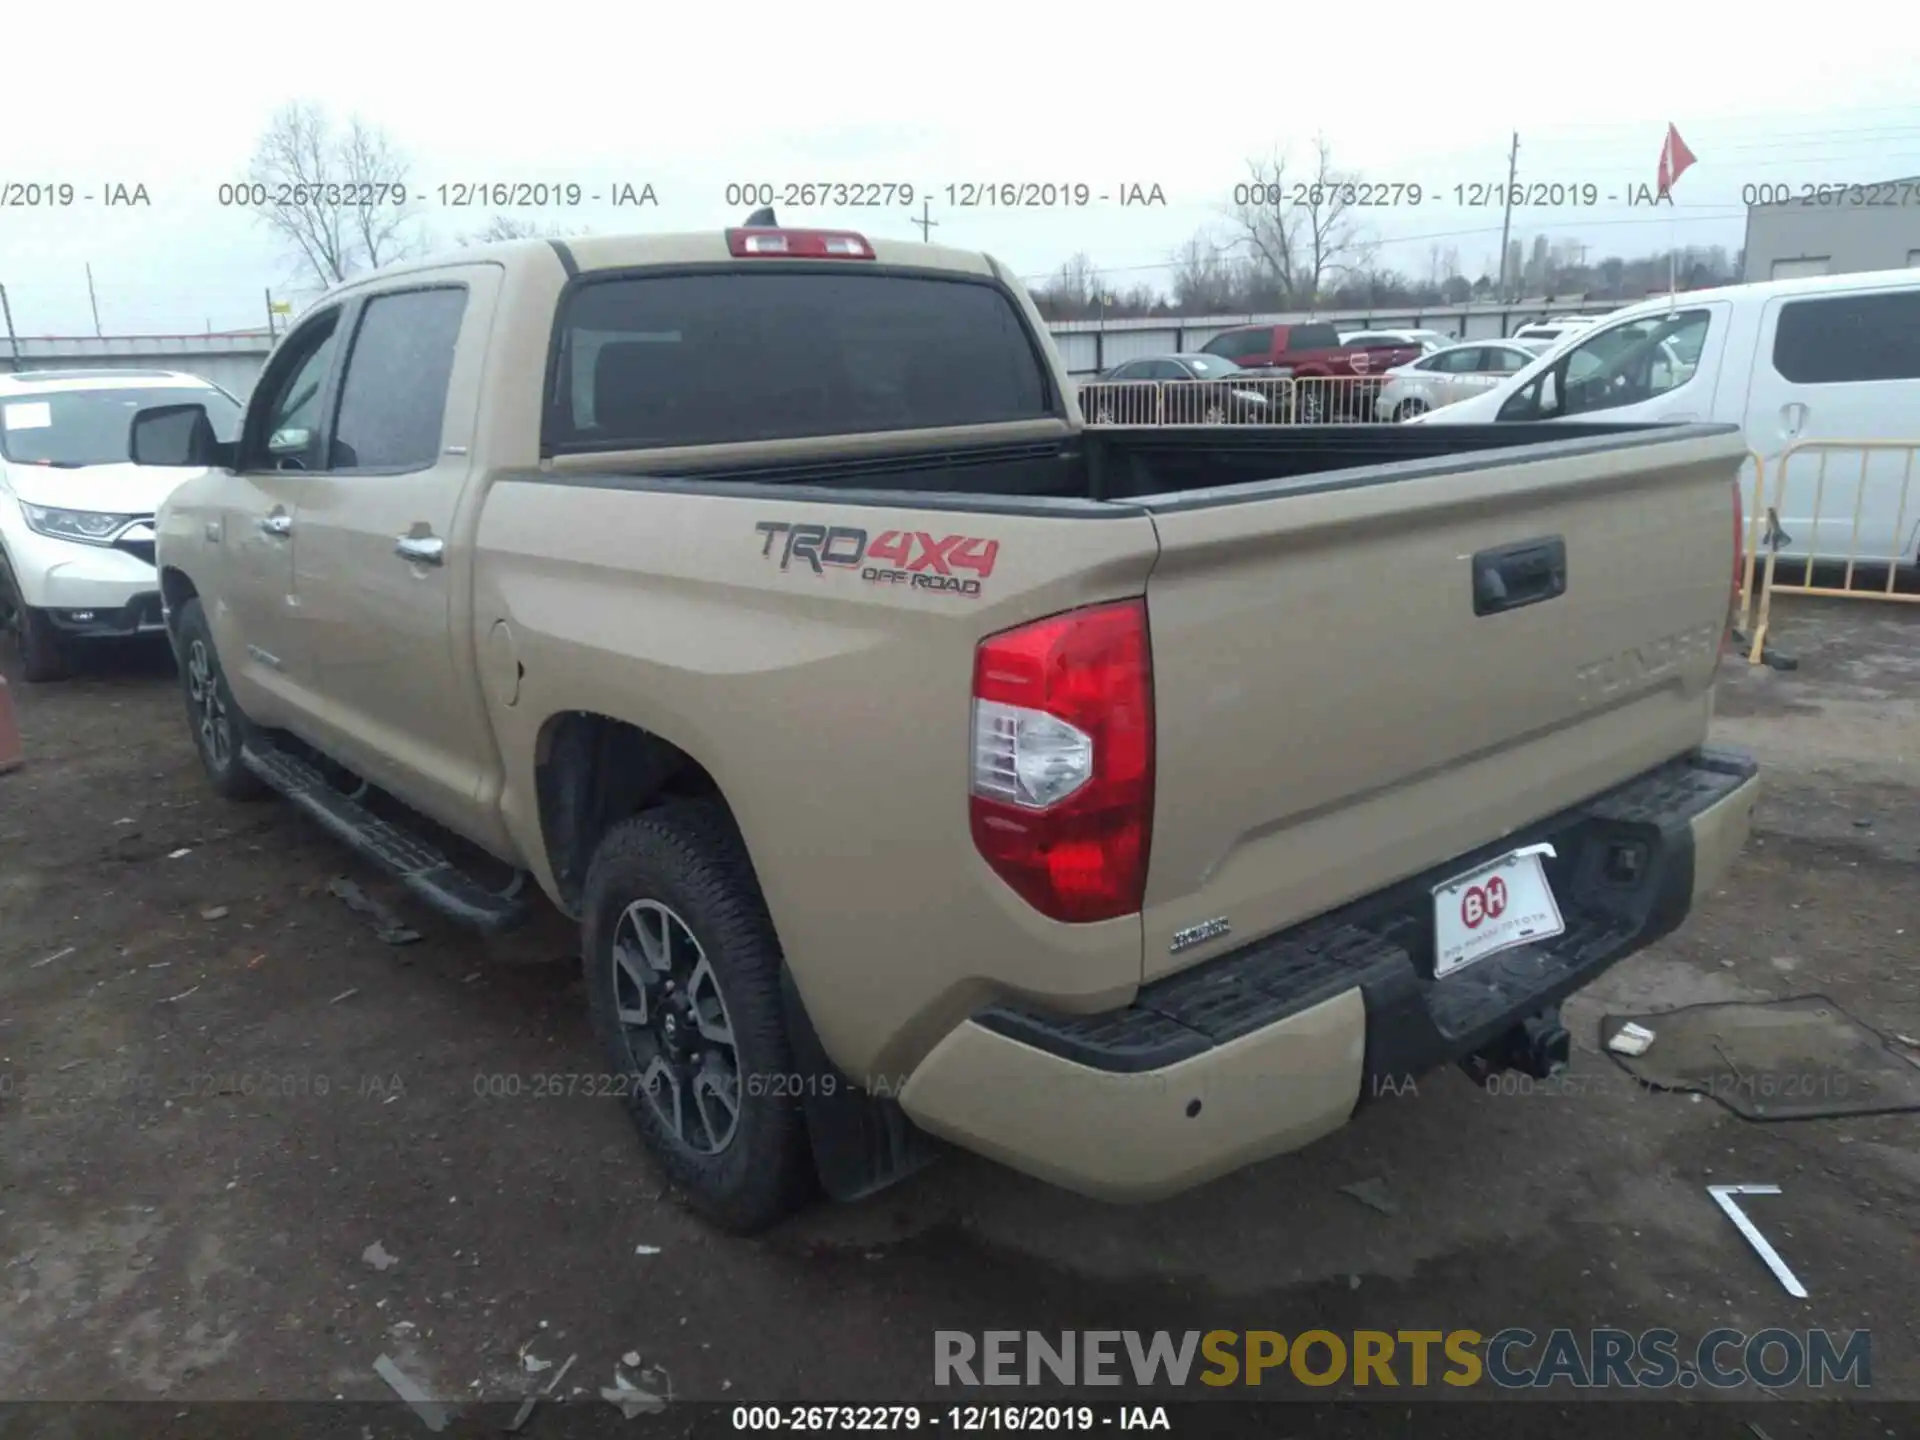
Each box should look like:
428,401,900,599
1200,322,1420,419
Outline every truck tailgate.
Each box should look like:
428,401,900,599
1136,426,1746,981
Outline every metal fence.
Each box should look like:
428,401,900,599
1076,376,1411,427
1743,439,1920,663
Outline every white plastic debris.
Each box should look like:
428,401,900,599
1608,1022,1657,1057
634,1244,661,1255
30,946,75,969
621,1351,641,1368
602,1370,667,1419
168,848,192,859
362,1240,399,1272
373,1354,448,1432
1707,1184,1808,1298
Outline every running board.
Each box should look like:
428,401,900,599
240,741,533,934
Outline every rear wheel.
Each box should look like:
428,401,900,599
583,801,815,1233
174,598,268,800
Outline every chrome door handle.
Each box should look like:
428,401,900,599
395,535,445,565
257,513,292,537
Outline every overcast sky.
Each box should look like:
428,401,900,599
4,3,1918,335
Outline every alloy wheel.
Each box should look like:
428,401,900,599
610,898,742,1155
185,638,233,769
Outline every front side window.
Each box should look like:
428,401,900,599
1555,309,1711,417
246,312,341,470
0,385,241,468
1202,328,1272,361
330,288,469,470
1288,324,1340,351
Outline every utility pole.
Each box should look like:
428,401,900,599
86,264,103,337
0,284,19,372
1495,131,1519,304
911,197,939,244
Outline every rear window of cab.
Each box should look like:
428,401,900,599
544,271,1054,452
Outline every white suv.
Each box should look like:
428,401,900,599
0,369,243,680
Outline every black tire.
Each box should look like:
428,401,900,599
0,556,70,683
583,801,815,1233
173,598,268,801
15,605,71,683
1395,398,1430,422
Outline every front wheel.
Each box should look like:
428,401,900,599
0,560,69,682
583,801,815,1232
173,598,268,800
1395,398,1430,422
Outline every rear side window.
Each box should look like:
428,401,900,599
548,272,1051,451
1287,323,1341,351
330,288,469,470
1772,290,1920,384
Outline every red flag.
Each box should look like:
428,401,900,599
1657,123,1697,197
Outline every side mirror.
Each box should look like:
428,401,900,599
129,403,234,469
268,426,312,456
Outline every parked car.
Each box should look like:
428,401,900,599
1509,317,1599,348
0,368,243,681
1341,328,1453,354
1092,354,1275,422
1199,322,1421,419
1374,341,1538,421
126,221,1757,1233
1420,269,1920,565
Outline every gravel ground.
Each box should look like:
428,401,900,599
1,597,1916,1432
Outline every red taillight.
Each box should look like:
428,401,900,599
725,227,875,259
969,600,1154,924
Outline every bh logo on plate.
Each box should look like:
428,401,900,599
1461,876,1509,929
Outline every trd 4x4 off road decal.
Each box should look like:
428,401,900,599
753,521,999,598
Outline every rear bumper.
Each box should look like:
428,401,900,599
898,747,1759,1201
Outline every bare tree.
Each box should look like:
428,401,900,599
1225,135,1372,306
1170,233,1244,315
1032,252,1106,320
457,215,592,246
247,102,425,289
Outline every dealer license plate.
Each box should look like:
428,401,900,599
1431,843,1566,979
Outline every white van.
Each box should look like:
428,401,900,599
1425,270,1920,566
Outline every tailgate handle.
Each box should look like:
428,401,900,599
1473,537,1566,616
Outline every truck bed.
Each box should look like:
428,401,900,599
493,419,1746,1056
549,420,1735,507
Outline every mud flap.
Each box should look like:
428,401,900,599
779,967,943,1202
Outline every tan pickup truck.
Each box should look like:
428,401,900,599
126,222,1759,1232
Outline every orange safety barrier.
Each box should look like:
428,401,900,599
0,675,22,774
